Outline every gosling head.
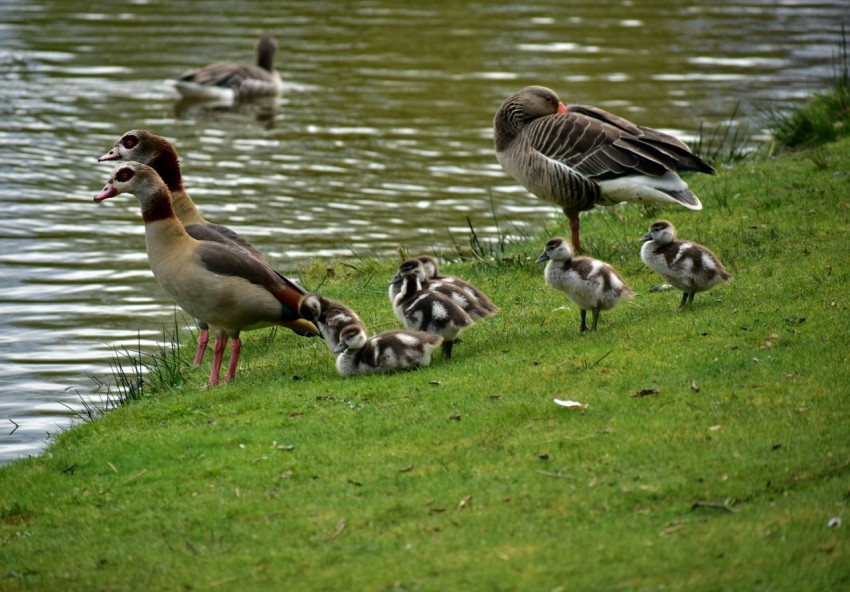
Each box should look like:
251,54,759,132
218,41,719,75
333,324,368,354
535,237,573,264
640,220,677,244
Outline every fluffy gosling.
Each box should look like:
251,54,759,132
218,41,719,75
536,237,634,332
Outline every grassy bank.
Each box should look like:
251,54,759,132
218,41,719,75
2,138,850,591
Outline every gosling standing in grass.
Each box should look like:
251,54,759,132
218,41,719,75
536,237,634,332
298,293,366,353
639,220,731,309
390,258,498,322
333,324,443,376
390,266,474,360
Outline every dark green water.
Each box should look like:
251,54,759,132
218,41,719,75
0,0,843,463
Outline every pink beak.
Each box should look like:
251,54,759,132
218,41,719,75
94,182,118,202
557,102,568,114
98,147,121,162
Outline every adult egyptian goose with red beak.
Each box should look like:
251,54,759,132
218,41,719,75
174,32,283,101
494,86,715,253
99,129,278,366
94,162,318,386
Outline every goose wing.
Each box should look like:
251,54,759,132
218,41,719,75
524,108,715,182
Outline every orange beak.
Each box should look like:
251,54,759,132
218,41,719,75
557,102,568,114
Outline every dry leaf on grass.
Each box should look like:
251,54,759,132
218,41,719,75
631,388,660,398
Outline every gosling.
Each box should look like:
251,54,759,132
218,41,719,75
298,293,366,353
390,258,497,322
333,324,443,376
639,220,731,309
536,237,634,332
390,267,474,360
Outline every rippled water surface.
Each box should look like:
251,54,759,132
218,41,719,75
0,0,844,463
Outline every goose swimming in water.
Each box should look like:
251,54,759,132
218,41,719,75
174,32,283,101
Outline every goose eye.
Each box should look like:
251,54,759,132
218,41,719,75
122,135,139,149
115,168,134,183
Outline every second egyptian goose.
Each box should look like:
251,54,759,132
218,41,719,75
640,220,731,309
174,32,283,101
98,129,290,366
333,324,443,377
297,292,366,354
536,237,634,332
494,86,716,252
94,162,318,386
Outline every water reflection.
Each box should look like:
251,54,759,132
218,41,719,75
0,0,845,464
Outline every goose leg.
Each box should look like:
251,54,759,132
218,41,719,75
688,290,696,306
678,291,689,310
568,214,582,253
579,309,588,333
210,334,228,386
193,322,210,366
224,338,242,383
442,339,454,360
591,307,600,332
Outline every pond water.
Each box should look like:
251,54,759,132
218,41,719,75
0,0,844,464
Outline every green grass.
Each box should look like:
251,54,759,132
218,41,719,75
2,139,850,591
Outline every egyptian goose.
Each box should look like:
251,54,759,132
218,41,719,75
390,266,473,360
494,86,716,252
93,162,318,386
333,324,443,377
390,258,497,322
297,292,366,354
174,32,283,101
99,129,277,365
536,237,634,332
639,220,731,309
416,255,498,319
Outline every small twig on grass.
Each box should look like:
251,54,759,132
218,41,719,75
692,500,739,513
587,350,613,370
325,518,347,541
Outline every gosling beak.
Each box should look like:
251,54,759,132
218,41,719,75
639,232,653,243
535,252,550,264
333,342,348,354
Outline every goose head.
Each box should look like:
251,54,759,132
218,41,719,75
298,293,327,323
535,237,573,264
640,220,677,244
390,259,427,286
99,130,164,163
333,324,367,354
417,255,439,279
495,86,568,141
94,162,170,219
256,32,279,71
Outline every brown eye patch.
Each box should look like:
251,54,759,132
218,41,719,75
122,134,139,149
115,167,134,183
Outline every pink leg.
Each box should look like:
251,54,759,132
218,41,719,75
193,328,209,367
209,335,228,386
569,215,582,253
224,338,242,383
